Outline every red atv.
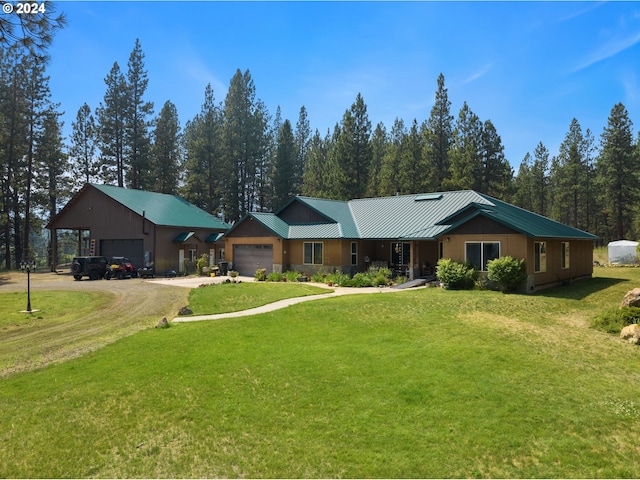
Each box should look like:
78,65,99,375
105,256,138,280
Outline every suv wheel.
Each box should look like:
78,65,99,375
71,262,82,274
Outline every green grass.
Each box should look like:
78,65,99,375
185,281,329,315
2,267,640,477
0,291,110,375
0,290,104,329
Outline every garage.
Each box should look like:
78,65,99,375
100,239,144,269
233,244,273,276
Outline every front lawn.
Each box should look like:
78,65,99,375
185,282,329,315
1,267,640,478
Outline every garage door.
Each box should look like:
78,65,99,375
100,239,144,269
233,244,273,276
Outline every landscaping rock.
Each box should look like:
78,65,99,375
155,317,169,329
620,324,640,344
178,306,193,315
621,288,640,308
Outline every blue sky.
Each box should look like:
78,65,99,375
46,1,640,167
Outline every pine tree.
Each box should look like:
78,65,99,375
294,106,310,196
334,93,372,199
549,119,589,228
0,1,66,58
424,73,453,191
366,122,388,197
531,142,550,216
0,46,29,268
125,39,153,190
222,69,269,220
182,84,224,214
445,102,482,191
96,62,127,187
596,103,638,241
480,119,512,197
513,152,534,210
70,103,98,188
302,129,330,198
21,53,52,261
379,117,405,196
272,119,296,208
397,119,428,194
35,108,70,268
150,100,181,194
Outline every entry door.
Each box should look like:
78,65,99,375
178,249,185,273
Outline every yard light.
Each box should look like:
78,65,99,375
19,260,37,313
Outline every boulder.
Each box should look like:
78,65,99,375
620,324,640,344
621,288,640,308
155,317,169,329
178,306,193,315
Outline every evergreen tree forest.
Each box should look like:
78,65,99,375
2,31,640,269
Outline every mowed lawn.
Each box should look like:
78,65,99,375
2,269,640,478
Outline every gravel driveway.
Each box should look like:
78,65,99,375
0,271,190,377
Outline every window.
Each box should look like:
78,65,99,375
535,242,547,273
391,242,410,266
304,242,323,265
465,241,500,271
351,242,357,266
561,242,570,269
188,249,196,262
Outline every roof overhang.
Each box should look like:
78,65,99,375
173,231,195,243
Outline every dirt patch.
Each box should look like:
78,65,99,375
0,271,189,378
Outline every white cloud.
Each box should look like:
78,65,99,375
573,31,640,73
460,63,493,86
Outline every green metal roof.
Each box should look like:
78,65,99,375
227,190,598,241
466,194,599,239
283,197,361,238
249,213,291,238
92,184,229,230
173,231,195,242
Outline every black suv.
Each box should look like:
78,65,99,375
71,256,108,280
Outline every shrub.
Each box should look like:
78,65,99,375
326,271,351,286
593,307,640,334
196,253,209,276
283,271,301,283
436,258,477,290
255,268,267,281
311,272,325,283
266,271,283,282
373,273,389,287
344,272,374,288
487,256,527,293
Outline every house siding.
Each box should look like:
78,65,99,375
48,186,227,273
525,238,593,290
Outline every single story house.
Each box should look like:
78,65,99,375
47,183,229,273
223,190,598,291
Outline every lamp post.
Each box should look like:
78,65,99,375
20,260,37,313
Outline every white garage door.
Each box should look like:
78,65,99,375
233,244,273,276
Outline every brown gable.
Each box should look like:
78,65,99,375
227,216,279,238
278,200,330,224
448,215,516,235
